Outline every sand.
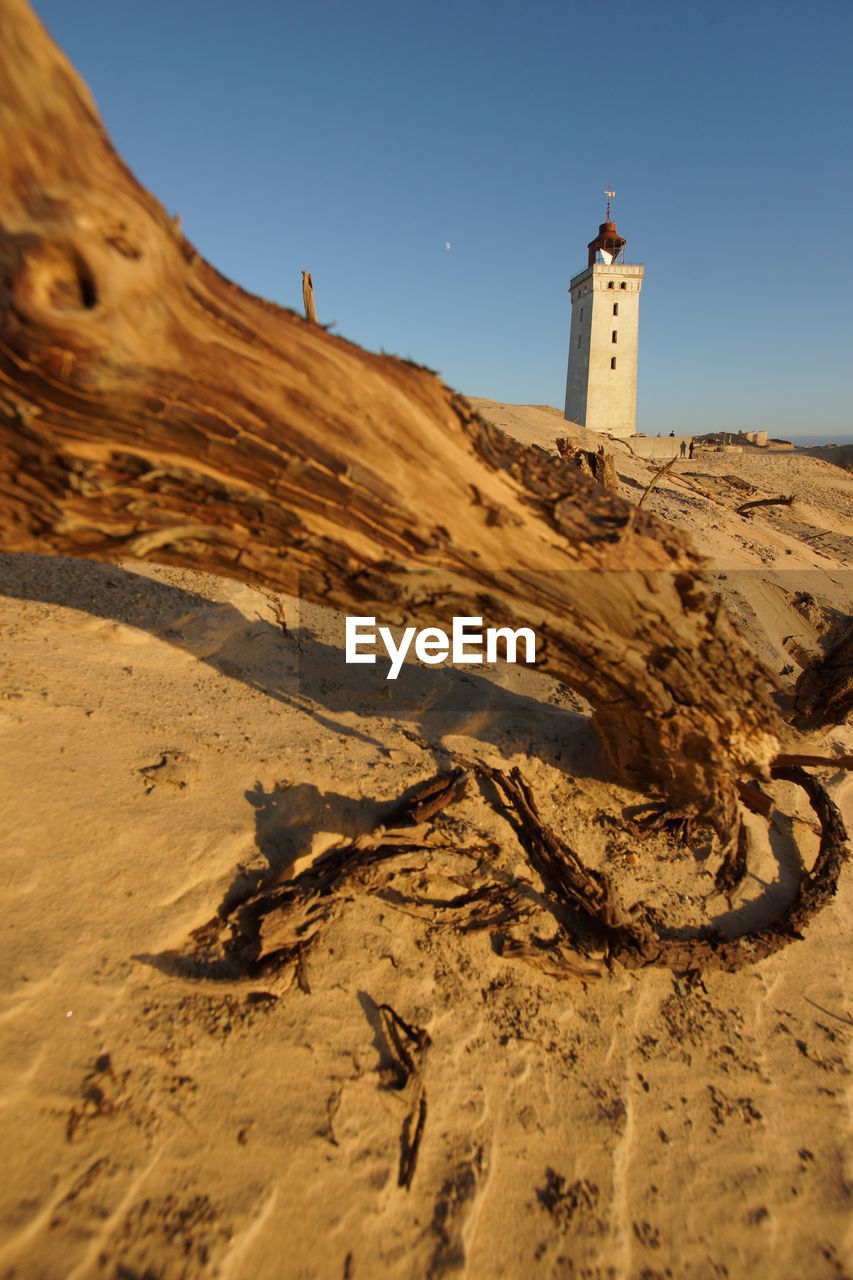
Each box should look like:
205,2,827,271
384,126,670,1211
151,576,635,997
0,401,851,1279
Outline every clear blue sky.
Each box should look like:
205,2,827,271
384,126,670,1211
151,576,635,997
31,0,853,438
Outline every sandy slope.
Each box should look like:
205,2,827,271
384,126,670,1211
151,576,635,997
0,403,851,1280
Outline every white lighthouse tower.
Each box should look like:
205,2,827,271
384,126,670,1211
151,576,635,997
564,195,643,439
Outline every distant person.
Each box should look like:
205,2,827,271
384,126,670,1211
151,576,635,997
688,439,694,459
669,430,675,437
680,440,687,458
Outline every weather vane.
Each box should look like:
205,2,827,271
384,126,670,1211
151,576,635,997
604,187,615,220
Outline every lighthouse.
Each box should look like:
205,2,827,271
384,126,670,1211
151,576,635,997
564,196,644,439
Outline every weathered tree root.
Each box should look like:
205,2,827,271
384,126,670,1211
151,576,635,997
0,0,786,838
555,438,618,490
189,768,486,975
375,1002,430,1191
486,764,849,973
187,761,849,984
482,765,660,968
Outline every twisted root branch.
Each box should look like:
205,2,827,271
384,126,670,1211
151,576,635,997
186,761,848,982
486,764,849,973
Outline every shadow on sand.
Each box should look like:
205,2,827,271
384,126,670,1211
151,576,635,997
0,552,602,776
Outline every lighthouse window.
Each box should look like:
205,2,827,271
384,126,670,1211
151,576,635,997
580,307,584,321
620,282,627,290
612,330,617,343
611,357,617,370
577,335,581,348
608,281,614,290
613,302,619,316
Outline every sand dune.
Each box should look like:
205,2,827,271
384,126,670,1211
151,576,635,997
1,403,851,1279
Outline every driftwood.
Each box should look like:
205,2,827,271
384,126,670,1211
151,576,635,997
189,768,480,975
555,438,618,491
375,1003,430,1190
185,766,530,978
737,494,794,517
183,764,848,983
486,764,849,973
637,456,678,509
773,752,853,770
0,0,786,840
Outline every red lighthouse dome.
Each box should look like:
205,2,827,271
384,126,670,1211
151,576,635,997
587,217,626,267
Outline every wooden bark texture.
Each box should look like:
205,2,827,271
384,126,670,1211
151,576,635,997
0,0,784,835
555,439,619,491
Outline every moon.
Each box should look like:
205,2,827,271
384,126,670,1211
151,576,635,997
445,241,451,251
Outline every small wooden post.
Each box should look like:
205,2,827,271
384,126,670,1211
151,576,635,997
301,270,318,324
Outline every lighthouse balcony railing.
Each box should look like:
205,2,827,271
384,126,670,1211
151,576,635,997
569,262,645,289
